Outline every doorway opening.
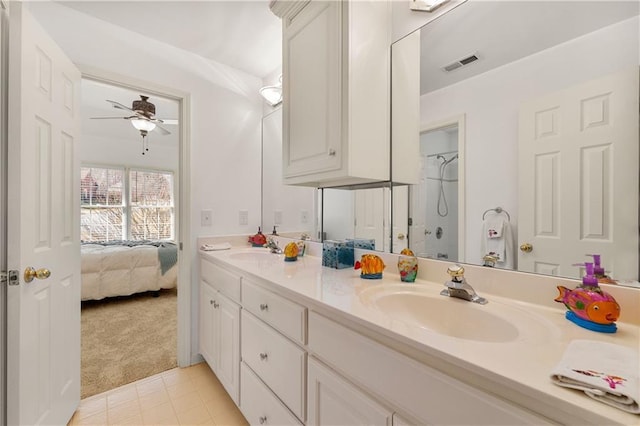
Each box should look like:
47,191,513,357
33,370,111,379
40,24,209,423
78,75,188,399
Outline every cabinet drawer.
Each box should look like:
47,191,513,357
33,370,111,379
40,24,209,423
241,310,306,421
242,278,306,344
308,312,550,425
240,362,302,426
201,258,241,302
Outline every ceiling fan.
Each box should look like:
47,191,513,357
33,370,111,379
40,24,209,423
90,95,178,155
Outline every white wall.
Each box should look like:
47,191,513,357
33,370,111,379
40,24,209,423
28,2,265,361
419,17,639,265
262,107,316,236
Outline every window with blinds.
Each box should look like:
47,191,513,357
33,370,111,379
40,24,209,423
81,166,174,242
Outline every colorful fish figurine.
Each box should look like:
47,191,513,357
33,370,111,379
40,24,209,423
555,285,620,326
354,254,385,279
283,242,299,262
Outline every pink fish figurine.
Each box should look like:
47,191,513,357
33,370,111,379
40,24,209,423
555,286,620,326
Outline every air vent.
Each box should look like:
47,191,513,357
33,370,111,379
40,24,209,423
441,53,480,73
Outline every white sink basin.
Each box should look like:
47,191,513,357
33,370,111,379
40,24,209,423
228,249,280,262
359,284,557,343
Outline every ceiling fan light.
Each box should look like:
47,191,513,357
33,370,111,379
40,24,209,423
131,118,156,132
259,86,283,106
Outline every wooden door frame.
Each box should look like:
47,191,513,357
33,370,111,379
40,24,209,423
79,65,192,367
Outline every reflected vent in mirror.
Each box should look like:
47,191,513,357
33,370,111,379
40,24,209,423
442,53,479,72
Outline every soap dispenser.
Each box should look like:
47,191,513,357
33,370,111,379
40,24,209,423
554,262,620,333
248,227,267,247
587,254,616,284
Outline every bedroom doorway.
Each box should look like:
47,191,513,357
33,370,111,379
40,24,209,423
78,74,189,399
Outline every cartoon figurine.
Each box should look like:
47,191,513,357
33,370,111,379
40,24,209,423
555,262,620,333
284,242,299,262
248,227,267,247
355,254,385,279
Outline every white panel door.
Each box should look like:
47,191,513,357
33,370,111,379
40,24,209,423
518,68,638,279
215,292,240,405
392,186,409,253
354,188,384,250
6,3,81,425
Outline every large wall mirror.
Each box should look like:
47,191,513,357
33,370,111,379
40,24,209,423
392,0,639,286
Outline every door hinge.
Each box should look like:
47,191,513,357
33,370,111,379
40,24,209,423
179,242,183,250
1,270,19,286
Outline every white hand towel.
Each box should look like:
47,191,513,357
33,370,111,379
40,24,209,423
550,340,640,414
480,216,506,263
200,242,232,251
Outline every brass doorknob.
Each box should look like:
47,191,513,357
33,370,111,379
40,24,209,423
519,243,533,253
24,267,51,283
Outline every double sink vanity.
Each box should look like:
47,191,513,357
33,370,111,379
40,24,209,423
198,237,640,425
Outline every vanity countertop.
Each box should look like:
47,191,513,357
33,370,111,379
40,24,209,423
200,247,639,425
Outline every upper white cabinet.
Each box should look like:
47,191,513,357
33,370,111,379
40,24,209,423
274,0,391,187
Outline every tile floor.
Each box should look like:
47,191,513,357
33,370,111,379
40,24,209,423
69,362,248,425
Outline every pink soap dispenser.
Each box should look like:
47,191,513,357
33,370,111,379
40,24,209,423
554,262,621,333
587,254,616,284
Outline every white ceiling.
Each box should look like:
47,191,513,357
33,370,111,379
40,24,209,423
58,0,282,79
37,1,282,151
417,1,640,94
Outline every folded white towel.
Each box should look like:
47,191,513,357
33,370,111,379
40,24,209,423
550,340,639,414
480,216,511,266
485,215,504,239
200,242,232,251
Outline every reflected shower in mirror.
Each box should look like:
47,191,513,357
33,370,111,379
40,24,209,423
392,0,640,286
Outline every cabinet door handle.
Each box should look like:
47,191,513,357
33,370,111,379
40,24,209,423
259,416,267,424
328,149,336,156
259,352,268,361
259,303,268,311
209,299,214,305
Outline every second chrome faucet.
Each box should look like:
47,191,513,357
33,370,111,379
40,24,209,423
440,264,488,305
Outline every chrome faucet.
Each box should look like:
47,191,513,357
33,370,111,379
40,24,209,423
265,237,282,254
440,264,488,305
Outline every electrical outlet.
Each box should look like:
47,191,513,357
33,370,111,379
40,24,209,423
274,210,283,225
239,210,249,226
201,210,212,226
300,210,309,224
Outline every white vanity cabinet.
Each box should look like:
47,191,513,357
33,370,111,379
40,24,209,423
275,0,391,187
240,277,308,423
307,357,393,426
308,311,552,425
199,259,241,405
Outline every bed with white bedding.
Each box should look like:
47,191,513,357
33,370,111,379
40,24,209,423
81,241,178,301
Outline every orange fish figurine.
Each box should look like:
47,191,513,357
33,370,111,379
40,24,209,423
554,262,620,333
354,254,385,279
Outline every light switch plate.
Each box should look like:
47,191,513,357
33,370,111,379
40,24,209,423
274,210,283,225
239,210,249,226
201,210,213,226
300,210,309,224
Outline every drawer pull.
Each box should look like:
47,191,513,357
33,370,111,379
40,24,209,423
259,352,268,361
259,416,267,424
259,303,269,311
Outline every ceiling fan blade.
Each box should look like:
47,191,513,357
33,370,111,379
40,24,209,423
106,99,136,113
157,119,179,125
154,123,171,136
90,116,131,120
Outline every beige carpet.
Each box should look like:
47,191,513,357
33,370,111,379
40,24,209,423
81,288,177,399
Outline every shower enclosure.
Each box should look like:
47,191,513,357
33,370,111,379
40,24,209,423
410,125,459,260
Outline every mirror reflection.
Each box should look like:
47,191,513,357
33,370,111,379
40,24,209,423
392,0,639,285
321,186,391,252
